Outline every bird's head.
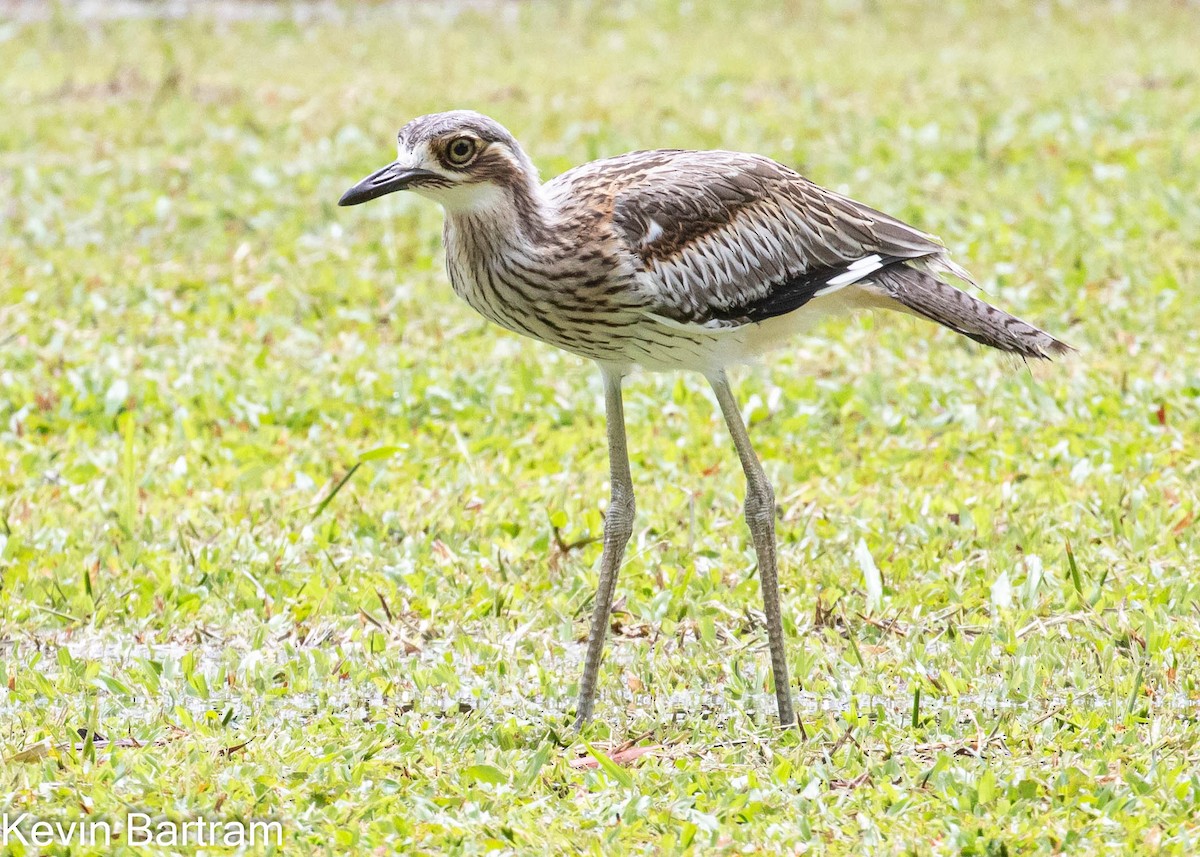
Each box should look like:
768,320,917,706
338,110,539,214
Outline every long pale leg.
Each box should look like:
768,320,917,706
707,369,797,727
574,365,635,728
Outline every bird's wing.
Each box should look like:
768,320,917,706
592,150,960,328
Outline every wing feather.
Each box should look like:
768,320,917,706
584,150,955,327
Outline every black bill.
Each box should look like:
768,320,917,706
338,162,440,206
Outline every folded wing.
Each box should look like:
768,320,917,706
603,150,961,328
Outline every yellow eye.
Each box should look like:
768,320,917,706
446,137,478,166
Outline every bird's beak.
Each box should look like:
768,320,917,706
338,161,439,206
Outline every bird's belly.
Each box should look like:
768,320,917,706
447,256,867,371
613,288,874,372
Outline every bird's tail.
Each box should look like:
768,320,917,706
866,264,1071,360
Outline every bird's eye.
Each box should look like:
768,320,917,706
446,137,477,166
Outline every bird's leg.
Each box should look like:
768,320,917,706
707,369,797,728
574,366,635,729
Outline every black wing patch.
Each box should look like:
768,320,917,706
705,254,908,324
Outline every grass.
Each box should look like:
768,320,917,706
2,0,1199,853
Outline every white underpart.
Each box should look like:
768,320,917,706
636,283,884,371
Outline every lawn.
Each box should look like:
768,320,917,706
2,0,1199,853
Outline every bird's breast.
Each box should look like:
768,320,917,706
441,222,749,370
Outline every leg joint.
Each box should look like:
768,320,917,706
604,488,636,541
744,479,775,529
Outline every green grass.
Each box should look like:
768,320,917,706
2,0,1200,853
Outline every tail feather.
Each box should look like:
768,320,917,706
866,264,1071,360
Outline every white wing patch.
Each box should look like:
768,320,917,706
642,219,664,246
815,254,885,296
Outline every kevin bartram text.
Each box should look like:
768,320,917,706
2,812,284,848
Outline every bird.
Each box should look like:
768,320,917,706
338,109,1069,729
